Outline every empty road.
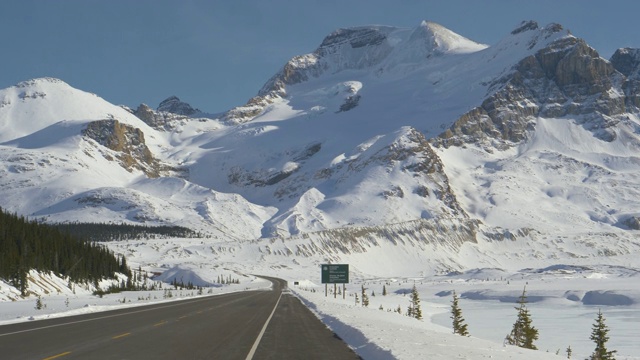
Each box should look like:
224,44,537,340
0,277,360,360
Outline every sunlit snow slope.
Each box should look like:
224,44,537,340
1,20,640,268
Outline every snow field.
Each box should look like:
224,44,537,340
1,240,639,359
290,271,639,359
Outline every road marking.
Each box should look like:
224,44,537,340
154,321,167,327
0,293,244,338
112,332,131,339
42,351,71,360
245,290,283,360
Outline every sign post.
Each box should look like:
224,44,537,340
321,264,349,298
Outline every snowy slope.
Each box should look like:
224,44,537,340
1,20,640,261
0,78,274,238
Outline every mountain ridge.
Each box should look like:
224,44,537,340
1,20,639,271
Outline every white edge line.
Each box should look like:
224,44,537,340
245,291,283,360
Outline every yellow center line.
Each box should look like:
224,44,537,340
42,351,71,360
112,332,131,339
179,315,189,319
154,321,167,327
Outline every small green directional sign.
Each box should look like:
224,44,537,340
321,264,349,284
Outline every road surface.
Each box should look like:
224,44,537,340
0,276,360,360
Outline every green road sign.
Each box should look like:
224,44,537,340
321,264,349,284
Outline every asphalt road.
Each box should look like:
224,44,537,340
0,277,360,360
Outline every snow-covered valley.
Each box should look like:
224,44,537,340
2,236,639,359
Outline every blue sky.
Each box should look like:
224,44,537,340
3,0,640,113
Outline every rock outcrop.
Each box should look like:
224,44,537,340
611,48,640,109
435,23,624,149
83,119,160,177
157,96,199,115
132,103,190,131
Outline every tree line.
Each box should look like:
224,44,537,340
0,208,127,296
53,222,201,242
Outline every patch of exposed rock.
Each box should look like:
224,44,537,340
132,103,190,131
157,96,199,115
228,142,322,189
611,48,640,109
622,216,640,230
82,119,160,177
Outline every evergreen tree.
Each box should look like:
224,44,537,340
505,287,538,350
566,345,572,359
409,285,423,320
382,284,387,296
589,309,616,360
361,285,369,307
450,291,469,336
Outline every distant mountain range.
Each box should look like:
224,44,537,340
2,20,640,262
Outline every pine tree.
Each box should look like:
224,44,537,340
505,287,538,349
361,285,369,307
566,345,572,359
450,291,469,336
589,309,616,360
409,285,422,320
382,284,387,296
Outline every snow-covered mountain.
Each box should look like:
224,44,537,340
2,20,640,269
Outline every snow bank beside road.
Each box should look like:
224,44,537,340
292,286,561,359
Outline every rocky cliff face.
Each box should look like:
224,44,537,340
157,96,199,115
82,119,160,177
610,48,640,109
132,97,216,132
132,103,190,131
435,22,627,150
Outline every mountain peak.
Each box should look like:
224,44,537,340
510,20,540,35
15,77,68,88
509,20,564,39
410,20,487,55
157,96,199,115
610,47,640,76
318,26,395,50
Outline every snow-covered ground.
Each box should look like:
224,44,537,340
2,238,638,359
278,263,640,359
